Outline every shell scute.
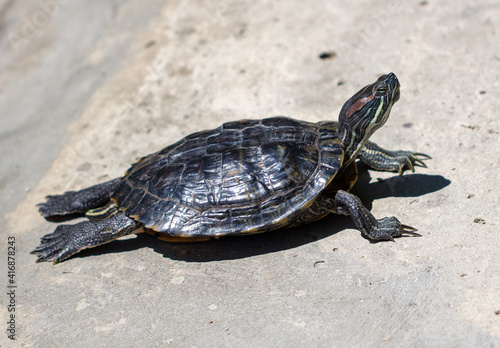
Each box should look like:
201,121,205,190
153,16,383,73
112,117,344,237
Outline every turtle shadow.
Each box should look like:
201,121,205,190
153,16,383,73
73,170,450,263
75,217,353,263
353,162,451,210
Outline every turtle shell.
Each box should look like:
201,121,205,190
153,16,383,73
111,117,344,237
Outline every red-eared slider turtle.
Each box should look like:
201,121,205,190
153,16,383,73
33,73,430,263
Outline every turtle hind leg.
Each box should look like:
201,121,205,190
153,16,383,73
329,190,421,241
38,178,121,218
32,203,142,263
359,141,431,175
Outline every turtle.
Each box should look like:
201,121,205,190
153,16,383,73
32,73,430,264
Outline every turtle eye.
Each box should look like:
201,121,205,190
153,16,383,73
375,83,388,96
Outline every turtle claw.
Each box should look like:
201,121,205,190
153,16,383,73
397,152,431,175
411,153,431,167
398,158,415,175
412,157,427,168
399,224,421,237
412,153,432,160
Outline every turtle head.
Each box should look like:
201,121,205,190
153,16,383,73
338,73,400,162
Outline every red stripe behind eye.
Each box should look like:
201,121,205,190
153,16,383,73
345,95,374,118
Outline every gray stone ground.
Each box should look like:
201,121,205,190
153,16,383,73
0,0,499,347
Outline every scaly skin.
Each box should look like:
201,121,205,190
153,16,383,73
359,141,431,175
334,190,420,241
32,203,142,264
38,178,120,217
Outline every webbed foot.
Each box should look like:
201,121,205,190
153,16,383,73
38,178,120,218
31,224,88,264
367,216,421,242
32,207,140,264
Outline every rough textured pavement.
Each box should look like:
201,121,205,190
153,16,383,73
1,0,499,346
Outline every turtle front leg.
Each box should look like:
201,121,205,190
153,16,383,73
332,190,420,241
359,141,430,175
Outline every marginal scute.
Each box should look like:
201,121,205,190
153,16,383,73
111,117,345,237
206,130,241,153
222,119,258,130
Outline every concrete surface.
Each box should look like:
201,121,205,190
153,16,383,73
1,0,499,347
